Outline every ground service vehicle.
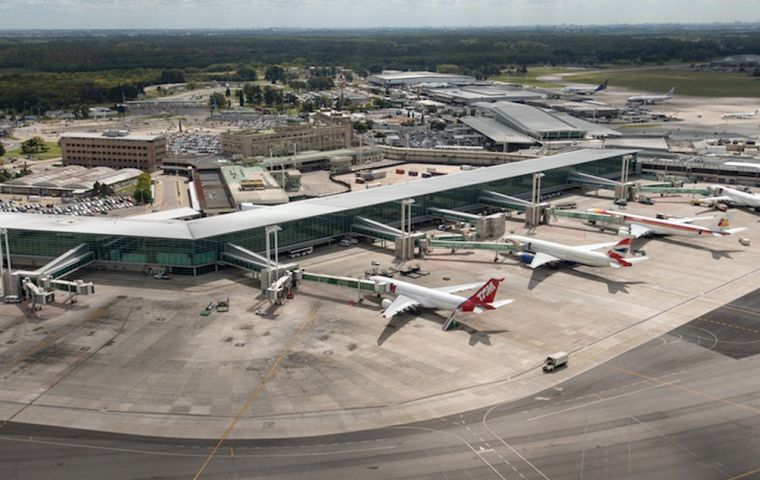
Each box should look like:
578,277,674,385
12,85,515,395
543,352,568,373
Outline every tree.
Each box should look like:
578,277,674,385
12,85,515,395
0,142,5,157
264,65,286,84
159,69,185,84
262,86,283,107
225,87,231,97
307,77,335,90
237,89,244,107
20,137,49,155
208,92,227,109
237,65,258,81
133,172,153,204
243,84,263,104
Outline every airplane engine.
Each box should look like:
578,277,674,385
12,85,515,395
518,253,534,264
381,298,393,309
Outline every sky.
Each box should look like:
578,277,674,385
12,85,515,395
0,0,758,29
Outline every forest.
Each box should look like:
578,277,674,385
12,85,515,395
1,26,759,113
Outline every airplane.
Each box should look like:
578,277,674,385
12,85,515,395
504,236,648,269
721,109,759,120
587,208,747,238
368,276,513,331
562,80,608,95
627,87,675,105
697,185,760,210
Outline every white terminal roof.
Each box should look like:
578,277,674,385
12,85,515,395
60,131,164,142
475,101,585,135
369,71,475,84
0,149,637,241
460,117,536,144
430,85,545,103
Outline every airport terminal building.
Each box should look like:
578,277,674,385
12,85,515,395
0,149,636,276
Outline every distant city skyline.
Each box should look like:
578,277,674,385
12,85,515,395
1,0,759,29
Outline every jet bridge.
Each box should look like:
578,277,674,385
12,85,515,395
427,208,505,239
265,269,388,306
351,216,425,260
221,243,299,292
351,216,405,242
7,244,95,305
479,190,552,226
421,238,517,254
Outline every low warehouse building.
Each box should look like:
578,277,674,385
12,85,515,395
0,165,142,197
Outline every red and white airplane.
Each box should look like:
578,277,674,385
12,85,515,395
587,208,746,238
368,276,513,331
504,235,648,269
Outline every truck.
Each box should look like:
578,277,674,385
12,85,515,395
542,352,568,373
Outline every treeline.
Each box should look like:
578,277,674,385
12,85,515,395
1,29,759,113
0,69,159,113
2,30,758,74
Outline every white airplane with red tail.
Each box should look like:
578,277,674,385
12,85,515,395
587,208,746,238
368,276,513,331
504,235,648,269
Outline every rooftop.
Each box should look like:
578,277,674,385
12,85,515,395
60,131,165,142
476,101,585,135
1,149,637,241
460,117,536,144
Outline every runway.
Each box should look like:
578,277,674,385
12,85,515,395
2,290,760,479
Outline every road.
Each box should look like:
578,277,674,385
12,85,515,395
2,291,760,479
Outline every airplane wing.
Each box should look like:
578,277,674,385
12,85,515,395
528,252,560,269
435,282,482,294
628,223,653,238
381,295,420,319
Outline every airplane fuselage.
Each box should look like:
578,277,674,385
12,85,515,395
714,186,760,208
506,235,612,267
369,276,464,311
627,95,671,105
591,209,730,237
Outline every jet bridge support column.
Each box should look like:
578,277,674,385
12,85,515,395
525,172,545,228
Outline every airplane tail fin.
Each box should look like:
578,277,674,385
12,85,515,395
606,238,648,268
711,214,747,236
595,80,608,92
467,277,504,306
666,87,675,96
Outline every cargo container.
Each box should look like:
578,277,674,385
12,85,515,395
408,171,418,176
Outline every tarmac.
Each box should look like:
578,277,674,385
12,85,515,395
2,288,760,479
0,188,759,444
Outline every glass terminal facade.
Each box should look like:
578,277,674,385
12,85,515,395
5,152,633,275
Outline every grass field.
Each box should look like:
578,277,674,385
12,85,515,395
564,68,760,97
494,66,575,88
1,141,61,163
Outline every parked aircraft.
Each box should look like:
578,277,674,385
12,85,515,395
721,109,759,120
627,87,675,105
587,208,746,238
562,80,608,95
368,276,513,331
504,235,647,269
697,185,760,210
